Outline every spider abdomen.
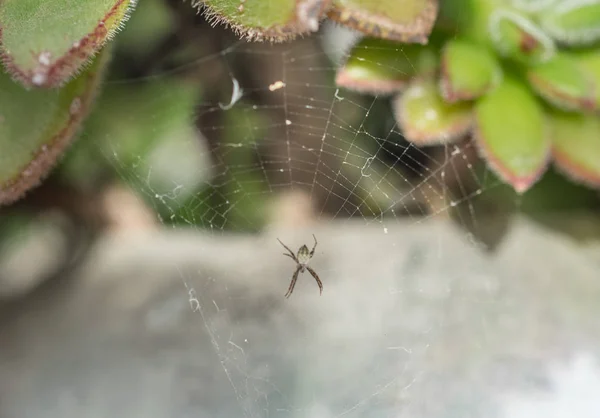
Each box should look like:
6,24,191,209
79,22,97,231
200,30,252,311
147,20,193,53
297,245,311,264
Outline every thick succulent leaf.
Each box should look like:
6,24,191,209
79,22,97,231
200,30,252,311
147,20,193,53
440,38,502,102
327,0,438,44
572,49,600,109
194,0,330,42
393,79,473,145
551,111,600,188
474,76,550,193
336,37,437,95
527,52,597,112
0,0,135,88
438,0,496,44
539,0,600,46
510,0,558,13
0,49,109,206
488,9,555,64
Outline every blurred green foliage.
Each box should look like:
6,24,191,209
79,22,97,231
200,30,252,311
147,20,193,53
0,0,598,252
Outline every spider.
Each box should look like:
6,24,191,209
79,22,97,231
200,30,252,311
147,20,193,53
277,234,323,298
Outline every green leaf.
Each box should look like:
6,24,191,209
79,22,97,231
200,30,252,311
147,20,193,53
196,0,330,42
572,49,600,110
0,49,109,205
527,52,597,112
438,0,496,44
335,37,437,95
488,9,555,64
393,79,473,145
0,0,135,88
511,0,558,13
440,38,501,102
539,0,600,46
551,111,600,188
328,0,438,43
474,76,550,193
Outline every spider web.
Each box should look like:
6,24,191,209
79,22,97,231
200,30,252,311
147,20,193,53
88,19,534,418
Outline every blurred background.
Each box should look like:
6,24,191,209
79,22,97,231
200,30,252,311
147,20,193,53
1,0,600,417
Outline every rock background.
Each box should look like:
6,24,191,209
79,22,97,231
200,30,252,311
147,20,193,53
1,217,599,418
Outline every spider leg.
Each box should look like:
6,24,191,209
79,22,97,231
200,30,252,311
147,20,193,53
306,266,323,295
285,266,301,298
309,234,317,257
277,239,299,263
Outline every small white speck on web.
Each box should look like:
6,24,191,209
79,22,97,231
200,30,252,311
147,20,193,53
187,287,200,312
360,156,374,177
269,80,286,91
219,77,243,110
386,346,411,353
285,120,292,125
383,227,388,234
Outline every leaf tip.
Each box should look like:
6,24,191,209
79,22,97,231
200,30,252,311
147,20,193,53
0,0,134,88
335,67,407,95
198,0,330,42
474,128,550,194
553,148,600,189
327,0,437,43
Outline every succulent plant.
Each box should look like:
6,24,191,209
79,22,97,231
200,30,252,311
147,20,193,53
336,0,600,193
2,0,598,208
0,0,439,206
0,0,137,205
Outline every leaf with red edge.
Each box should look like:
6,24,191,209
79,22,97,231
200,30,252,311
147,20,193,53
440,38,502,102
327,0,438,44
0,0,136,88
438,0,496,44
474,76,551,193
196,0,331,42
0,48,109,206
393,79,473,146
572,49,600,110
527,52,597,112
551,111,600,188
336,37,437,95
539,0,600,46
488,9,556,65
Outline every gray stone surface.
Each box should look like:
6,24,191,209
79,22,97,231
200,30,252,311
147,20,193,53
1,218,599,418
